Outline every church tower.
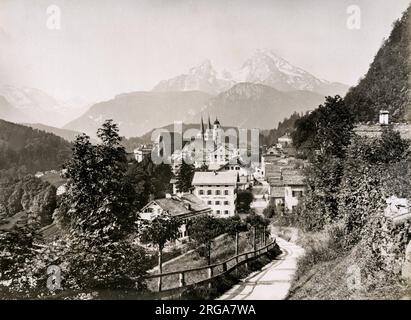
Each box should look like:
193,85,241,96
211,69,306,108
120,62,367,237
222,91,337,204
213,117,223,145
204,114,213,142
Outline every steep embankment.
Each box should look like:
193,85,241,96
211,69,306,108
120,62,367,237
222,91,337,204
344,7,410,122
287,6,411,300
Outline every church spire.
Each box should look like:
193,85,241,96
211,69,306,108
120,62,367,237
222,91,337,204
200,115,205,139
208,114,212,129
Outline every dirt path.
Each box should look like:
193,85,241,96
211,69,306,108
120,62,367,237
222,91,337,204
217,237,304,300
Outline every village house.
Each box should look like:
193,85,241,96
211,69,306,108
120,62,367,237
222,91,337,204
277,132,293,148
134,144,153,162
266,166,305,214
192,171,238,217
282,172,305,213
139,193,211,240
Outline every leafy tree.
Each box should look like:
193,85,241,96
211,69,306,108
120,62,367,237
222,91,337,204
55,120,149,291
188,215,225,265
0,223,38,298
263,204,276,219
236,190,254,213
245,214,270,252
126,155,173,205
139,214,181,291
291,96,355,230
59,120,138,240
223,216,248,259
175,161,195,193
292,95,354,159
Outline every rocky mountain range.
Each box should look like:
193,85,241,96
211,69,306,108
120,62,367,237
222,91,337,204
152,49,349,96
1,49,350,140
64,82,325,139
152,60,234,95
64,91,212,138
188,82,325,130
0,85,90,127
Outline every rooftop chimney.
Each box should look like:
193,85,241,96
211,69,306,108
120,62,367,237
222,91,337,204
379,110,389,125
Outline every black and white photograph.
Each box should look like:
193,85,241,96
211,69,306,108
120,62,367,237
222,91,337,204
0,0,410,308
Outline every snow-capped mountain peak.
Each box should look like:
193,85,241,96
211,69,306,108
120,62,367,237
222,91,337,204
152,49,349,96
188,59,215,76
232,49,330,92
152,59,234,94
0,85,90,127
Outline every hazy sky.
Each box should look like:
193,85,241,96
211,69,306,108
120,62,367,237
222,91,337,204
0,0,410,102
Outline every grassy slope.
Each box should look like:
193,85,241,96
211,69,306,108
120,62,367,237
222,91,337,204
273,226,411,300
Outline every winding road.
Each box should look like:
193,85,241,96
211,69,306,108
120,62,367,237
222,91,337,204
218,237,304,300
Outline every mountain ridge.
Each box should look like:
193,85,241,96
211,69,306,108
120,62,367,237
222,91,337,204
152,49,350,97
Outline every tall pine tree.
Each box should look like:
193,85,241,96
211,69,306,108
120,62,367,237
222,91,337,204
175,161,195,193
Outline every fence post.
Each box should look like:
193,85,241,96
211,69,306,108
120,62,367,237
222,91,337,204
157,275,162,292
222,262,227,273
263,226,267,246
235,232,239,276
179,272,185,288
208,266,213,289
253,227,257,257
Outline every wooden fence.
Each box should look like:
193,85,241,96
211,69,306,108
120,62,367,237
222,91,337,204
144,239,278,299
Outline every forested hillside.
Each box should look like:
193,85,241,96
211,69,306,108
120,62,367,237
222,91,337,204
0,119,72,174
286,6,411,299
344,6,410,122
261,112,303,146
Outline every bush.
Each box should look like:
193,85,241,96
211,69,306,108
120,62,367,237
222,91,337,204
236,190,254,213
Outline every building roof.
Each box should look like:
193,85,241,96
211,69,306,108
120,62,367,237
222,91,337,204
144,194,211,217
283,175,305,186
208,163,226,171
192,171,238,185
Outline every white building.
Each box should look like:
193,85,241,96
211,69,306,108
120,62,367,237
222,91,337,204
192,171,238,217
139,194,211,240
134,145,152,163
283,174,305,213
278,133,293,148
267,169,305,214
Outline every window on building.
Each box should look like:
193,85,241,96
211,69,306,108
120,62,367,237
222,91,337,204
207,200,212,205
199,190,204,195
215,201,221,205
224,201,229,205
216,210,221,214
216,190,221,195
224,210,229,215
292,191,304,199
224,190,229,195
207,190,212,195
